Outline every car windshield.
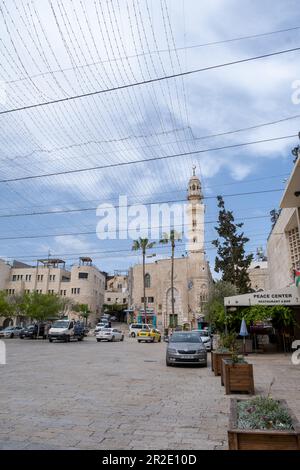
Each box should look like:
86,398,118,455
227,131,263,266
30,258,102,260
170,333,201,343
102,328,112,332
52,320,69,328
4,327,13,331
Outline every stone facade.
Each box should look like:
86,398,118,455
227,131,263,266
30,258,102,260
0,258,105,326
130,170,212,329
104,274,129,306
267,208,300,289
248,261,270,291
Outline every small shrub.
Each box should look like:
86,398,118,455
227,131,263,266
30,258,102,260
237,397,293,431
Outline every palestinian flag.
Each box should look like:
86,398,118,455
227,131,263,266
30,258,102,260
295,270,300,287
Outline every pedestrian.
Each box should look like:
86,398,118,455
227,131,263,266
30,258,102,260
44,322,51,339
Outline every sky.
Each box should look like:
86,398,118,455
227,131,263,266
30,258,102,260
0,0,299,276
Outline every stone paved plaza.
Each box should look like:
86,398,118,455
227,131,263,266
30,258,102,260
1,333,299,450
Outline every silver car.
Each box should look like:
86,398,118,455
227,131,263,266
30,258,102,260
192,329,212,351
0,326,23,338
166,331,207,367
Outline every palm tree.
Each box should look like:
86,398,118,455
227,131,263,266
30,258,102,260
160,230,182,328
132,237,156,324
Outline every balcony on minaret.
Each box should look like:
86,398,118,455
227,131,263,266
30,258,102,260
187,166,203,201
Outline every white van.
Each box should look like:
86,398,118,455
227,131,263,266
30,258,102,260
129,323,151,338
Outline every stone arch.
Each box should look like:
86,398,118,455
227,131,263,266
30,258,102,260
2,318,13,328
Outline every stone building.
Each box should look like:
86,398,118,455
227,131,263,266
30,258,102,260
0,257,105,327
104,273,129,307
130,170,212,330
267,147,300,290
248,260,270,292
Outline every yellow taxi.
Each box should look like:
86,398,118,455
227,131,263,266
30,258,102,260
137,328,161,343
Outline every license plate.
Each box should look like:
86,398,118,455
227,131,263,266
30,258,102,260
181,355,193,359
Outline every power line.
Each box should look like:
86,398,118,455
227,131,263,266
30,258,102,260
0,133,296,184
1,45,300,116
3,110,299,165
0,188,284,218
1,230,282,261
0,214,272,241
4,24,300,85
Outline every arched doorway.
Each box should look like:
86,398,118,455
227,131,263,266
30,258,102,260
2,318,13,328
166,288,182,328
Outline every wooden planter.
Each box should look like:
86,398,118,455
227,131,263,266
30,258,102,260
222,359,254,394
211,351,232,376
228,399,300,450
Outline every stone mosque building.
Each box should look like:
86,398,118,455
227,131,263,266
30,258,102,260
130,169,212,330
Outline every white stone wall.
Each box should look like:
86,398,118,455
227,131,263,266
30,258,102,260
267,208,298,289
248,261,270,291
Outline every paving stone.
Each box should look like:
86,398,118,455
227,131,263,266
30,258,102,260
1,337,299,450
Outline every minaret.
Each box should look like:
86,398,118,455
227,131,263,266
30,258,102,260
186,166,205,255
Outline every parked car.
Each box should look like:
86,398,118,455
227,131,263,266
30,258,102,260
166,331,207,367
20,324,46,339
94,322,109,335
110,316,117,321
96,328,124,342
0,326,23,338
137,328,161,343
192,329,212,351
129,323,151,338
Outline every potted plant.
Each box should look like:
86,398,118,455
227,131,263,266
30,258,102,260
221,352,254,394
211,332,236,376
228,382,300,450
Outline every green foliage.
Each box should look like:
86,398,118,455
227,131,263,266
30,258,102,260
206,281,238,331
0,291,12,318
241,305,271,324
237,397,293,431
241,305,295,330
132,237,156,253
219,331,237,351
212,196,253,294
21,292,62,321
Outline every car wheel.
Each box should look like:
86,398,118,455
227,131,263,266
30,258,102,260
166,358,172,367
120,336,124,341
152,338,155,343
10,333,14,338
96,339,101,342
131,332,136,338
49,338,53,343
138,340,141,343
111,336,115,342
158,337,161,342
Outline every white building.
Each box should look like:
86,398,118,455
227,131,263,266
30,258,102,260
0,257,106,327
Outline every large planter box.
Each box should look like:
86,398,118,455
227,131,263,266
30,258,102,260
211,351,232,376
228,399,300,450
221,359,254,394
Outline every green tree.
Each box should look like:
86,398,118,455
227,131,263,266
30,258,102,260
205,281,238,332
73,304,90,325
132,237,156,323
212,196,253,293
22,292,62,337
160,230,182,324
0,291,12,321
